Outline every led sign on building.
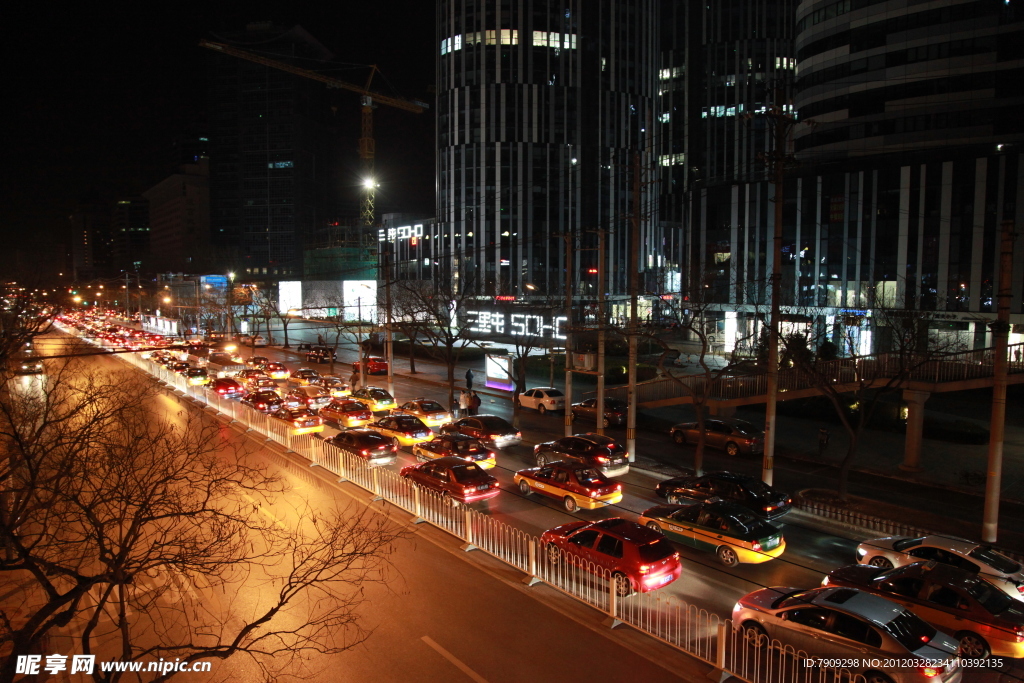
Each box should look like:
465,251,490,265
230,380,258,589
378,224,424,242
465,310,567,340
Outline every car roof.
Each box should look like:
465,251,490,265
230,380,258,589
703,471,758,484
430,456,479,467
807,587,907,626
574,433,618,445
440,434,476,442
917,535,979,553
591,518,662,544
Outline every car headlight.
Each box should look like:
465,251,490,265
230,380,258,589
856,547,867,558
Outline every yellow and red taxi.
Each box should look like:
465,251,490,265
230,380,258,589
237,368,269,384
263,362,289,380
349,386,397,413
273,407,324,435
391,398,451,427
515,461,622,512
184,367,211,386
318,398,373,428
367,414,433,449
412,434,497,469
247,377,281,395
541,518,682,596
288,368,321,386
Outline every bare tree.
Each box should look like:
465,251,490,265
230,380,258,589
0,359,403,682
0,285,55,366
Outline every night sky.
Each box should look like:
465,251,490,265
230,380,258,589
4,2,436,264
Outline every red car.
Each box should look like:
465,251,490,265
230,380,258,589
352,356,389,375
541,518,682,595
400,456,500,505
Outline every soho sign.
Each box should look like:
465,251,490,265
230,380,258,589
378,224,423,242
466,310,568,340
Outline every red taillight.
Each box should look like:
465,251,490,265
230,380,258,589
919,665,944,678
294,420,303,427
764,505,775,512
594,455,609,464
257,403,265,409
1015,626,1024,642
614,483,622,491
361,449,369,456
751,541,762,552
589,489,599,498
516,431,522,438
1017,585,1024,594
638,564,650,574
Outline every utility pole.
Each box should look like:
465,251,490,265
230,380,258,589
384,240,395,398
626,153,642,462
596,229,607,436
124,272,131,319
563,232,575,437
983,219,1016,543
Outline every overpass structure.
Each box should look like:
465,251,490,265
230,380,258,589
605,343,1024,472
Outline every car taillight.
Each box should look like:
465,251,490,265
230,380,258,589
764,505,775,512
594,456,609,464
257,403,265,409
490,481,498,488
589,489,599,498
294,420,303,427
361,449,369,456
919,665,945,678
638,564,650,574
1017,585,1024,595
614,484,622,491
751,541,762,552
516,431,522,438
1016,626,1024,642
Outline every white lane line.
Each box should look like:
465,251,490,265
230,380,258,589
420,636,489,683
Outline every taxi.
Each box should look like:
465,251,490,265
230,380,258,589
263,362,289,380
638,499,785,567
288,368,321,386
245,356,270,369
349,386,397,413
184,367,211,386
311,375,351,397
367,414,433,448
514,461,622,512
412,434,497,469
391,398,451,428
247,377,281,395
273,407,324,435
318,398,373,428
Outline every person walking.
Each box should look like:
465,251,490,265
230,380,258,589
458,389,470,418
465,368,475,391
349,370,360,391
469,390,482,416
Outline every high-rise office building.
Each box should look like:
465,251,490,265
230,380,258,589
207,23,343,282
110,197,150,274
144,159,211,274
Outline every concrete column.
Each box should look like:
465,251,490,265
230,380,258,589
900,390,930,472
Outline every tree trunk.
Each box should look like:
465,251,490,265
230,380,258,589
837,431,860,501
282,320,290,349
408,330,417,373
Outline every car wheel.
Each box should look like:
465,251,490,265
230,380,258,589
741,621,767,648
863,672,894,683
538,404,547,415
612,572,633,597
646,521,663,533
957,631,991,659
563,496,578,513
519,480,532,496
672,430,686,445
867,556,893,569
546,543,560,565
717,546,740,567
725,442,740,457
536,453,548,467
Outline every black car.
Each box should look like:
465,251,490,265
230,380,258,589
306,346,338,364
211,377,244,397
655,471,791,519
439,415,522,449
241,390,284,413
570,398,628,427
325,429,398,466
533,433,630,478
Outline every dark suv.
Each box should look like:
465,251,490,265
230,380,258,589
306,346,337,364
533,433,630,478
655,471,791,519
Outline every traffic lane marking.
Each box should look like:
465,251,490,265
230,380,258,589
421,636,490,683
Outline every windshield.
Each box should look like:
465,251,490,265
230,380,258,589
574,468,606,486
964,576,1013,614
969,546,1021,574
893,537,925,552
882,611,937,652
479,417,511,431
395,417,423,429
419,401,444,412
368,390,391,399
341,403,365,413
638,538,677,563
450,464,485,482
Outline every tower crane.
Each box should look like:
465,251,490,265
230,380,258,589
199,39,427,226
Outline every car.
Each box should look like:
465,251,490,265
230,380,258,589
15,356,44,374
532,434,629,478
272,407,324,435
241,390,284,413
514,461,622,512
184,367,210,385
541,518,682,595
208,351,243,367
319,398,373,428
639,500,786,567
245,356,270,369
325,429,397,466
411,434,497,469
263,362,289,380
823,561,1024,659
352,356,389,375
400,457,500,505
306,346,338,364
211,377,244,398
284,386,332,412
391,398,452,427
367,415,433,449
243,335,267,347
517,387,566,414
570,398,628,427
670,417,764,456
855,535,1024,601
310,375,351,397
732,586,962,682
349,386,397,412
654,471,792,519
288,368,322,386
439,415,522,450
169,361,191,374
237,368,269,383
247,377,281,394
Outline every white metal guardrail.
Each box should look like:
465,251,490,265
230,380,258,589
65,325,883,683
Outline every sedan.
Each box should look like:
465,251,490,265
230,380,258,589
352,356,388,375
514,462,622,512
541,519,681,595
17,357,44,374
400,457,500,505
211,377,244,398
639,500,785,567
349,386,397,413
670,417,764,456
284,386,332,412
367,415,433,449
412,434,497,469
732,586,961,682
439,415,522,450
517,387,566,415
856,535,1024,601
263,362,289,380
655,471,792,519
310,375,351,397
391,398,451,428
169,361,191,374
288,368,322,386
318,398,373,428
241,390,284,413
824,561,1024,659
570,398,628,427
325,429,397,466
237,368,269,383
273,408,324,435
244,356,270,369
246,377,281,394
533,434,629,478
184,367,210,386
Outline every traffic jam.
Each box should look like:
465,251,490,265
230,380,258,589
57,311,1024,681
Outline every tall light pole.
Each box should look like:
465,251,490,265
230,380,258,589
226,272,235,339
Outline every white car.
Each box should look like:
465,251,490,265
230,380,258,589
239,334,268,347
856,535,1024,601
516,387,565,415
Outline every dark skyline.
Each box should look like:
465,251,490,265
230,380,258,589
4,3,436,264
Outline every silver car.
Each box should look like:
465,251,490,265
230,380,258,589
733,586,962,683
856,535,1024,601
